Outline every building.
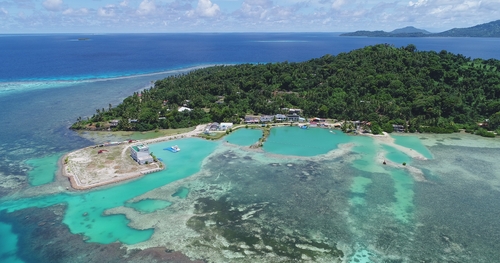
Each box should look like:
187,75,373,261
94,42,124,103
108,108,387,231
287,114,300,122
208,122,220,131
310,117,326,123
178,106,192,112
109,120,119,127
244,115,260,124
260,115,274,123
275,114,287,122
392,124,405,132
220,123,233,130
288,108,302,115
130,144,154,165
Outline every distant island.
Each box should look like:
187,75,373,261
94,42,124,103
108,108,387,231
341,19,500,37
71,44,500,137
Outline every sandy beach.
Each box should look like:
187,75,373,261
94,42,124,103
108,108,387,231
360,131,428,160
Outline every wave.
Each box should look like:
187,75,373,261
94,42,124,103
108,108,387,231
0,64,219,96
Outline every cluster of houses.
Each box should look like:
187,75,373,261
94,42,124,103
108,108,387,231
243,114,304,124
244,109,306,124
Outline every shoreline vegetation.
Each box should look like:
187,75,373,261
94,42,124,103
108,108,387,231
70,44,500,138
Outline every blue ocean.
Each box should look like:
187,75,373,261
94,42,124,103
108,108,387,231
1,34,500,263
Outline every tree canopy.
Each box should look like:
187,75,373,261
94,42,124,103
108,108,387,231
72,44,500,133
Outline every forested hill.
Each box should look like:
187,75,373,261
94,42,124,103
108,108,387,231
72,44,500,133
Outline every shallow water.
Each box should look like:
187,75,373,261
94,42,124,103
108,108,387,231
382,144,412,164
392,134,433,159
125,199,172,213
171,187,190,199
264,127,351,156
225,128,262,146
2,127,500,262
25,154,61,186
0,222,24,263
1,138,218,245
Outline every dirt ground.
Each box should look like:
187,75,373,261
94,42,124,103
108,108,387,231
63,143,161,190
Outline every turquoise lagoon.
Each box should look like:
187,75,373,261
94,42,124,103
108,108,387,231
224,128,262,146
263,127,352,156
0,127,482,262
0,222,23,263
1,138,217,245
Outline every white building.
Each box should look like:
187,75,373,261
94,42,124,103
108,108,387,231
220,122,233,130
178,106,192,112
130,144,154,165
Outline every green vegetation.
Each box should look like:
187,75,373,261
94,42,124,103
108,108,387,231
72,44,500,135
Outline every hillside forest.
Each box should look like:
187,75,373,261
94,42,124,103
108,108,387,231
71,44,500,136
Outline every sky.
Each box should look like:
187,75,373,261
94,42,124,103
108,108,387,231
0,0,499,33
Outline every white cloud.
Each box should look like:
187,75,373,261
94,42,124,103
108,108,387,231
62,8,88,16
187,0,220,17
238,0,272,19
42,0,63,11
1,0,499,33
198,0,220,17
408,0,427,7
137,0,156,15
0,7,7,16
453,1,480,11
98,5,116,17
332,0,347,10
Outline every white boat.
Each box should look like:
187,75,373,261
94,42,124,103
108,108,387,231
164,145,181,153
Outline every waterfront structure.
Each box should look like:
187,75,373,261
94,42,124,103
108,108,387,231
392,124,405,132
275,114,287,122
130,144,154,165
260,115,274,122
109,120,119,127
244,115,260,124
287,114,300,122
220,122,233,130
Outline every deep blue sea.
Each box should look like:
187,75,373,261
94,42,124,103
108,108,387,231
1,33,500,263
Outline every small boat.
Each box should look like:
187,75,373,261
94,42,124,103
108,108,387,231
300,125,308,129
164,145,180,153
